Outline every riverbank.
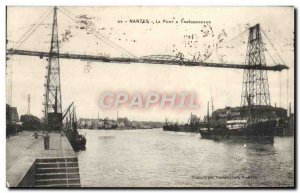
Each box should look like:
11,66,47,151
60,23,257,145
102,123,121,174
6,131,79,187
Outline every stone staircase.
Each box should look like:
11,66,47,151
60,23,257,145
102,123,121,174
34,157,81,187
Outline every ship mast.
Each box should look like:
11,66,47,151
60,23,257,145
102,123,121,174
210,88,214,113
207,102,210,122
207,102,210,131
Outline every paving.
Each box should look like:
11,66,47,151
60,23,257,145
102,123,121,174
6,131,76,187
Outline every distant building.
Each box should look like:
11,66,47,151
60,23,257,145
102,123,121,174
10,107,19,122
6,104,22,137
117,117,130,128
287,113,294,136
97,119,105,128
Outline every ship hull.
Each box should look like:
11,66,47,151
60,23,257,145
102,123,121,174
163,124,199,133
199,120,277,144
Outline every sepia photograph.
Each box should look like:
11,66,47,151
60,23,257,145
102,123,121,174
5,6,295,188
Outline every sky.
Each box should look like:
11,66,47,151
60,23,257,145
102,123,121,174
6,6,294,122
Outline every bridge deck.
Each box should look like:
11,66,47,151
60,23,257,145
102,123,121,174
7,49,289,71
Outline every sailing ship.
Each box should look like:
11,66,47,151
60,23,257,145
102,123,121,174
64,102,87,151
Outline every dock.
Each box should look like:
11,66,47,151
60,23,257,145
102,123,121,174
6,131,81,187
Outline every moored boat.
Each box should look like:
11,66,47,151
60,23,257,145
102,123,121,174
199,119,276,144
163,113,200,133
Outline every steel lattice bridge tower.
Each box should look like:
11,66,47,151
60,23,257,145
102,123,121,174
241,24,273,121
43,7,63,131
6,7,289,129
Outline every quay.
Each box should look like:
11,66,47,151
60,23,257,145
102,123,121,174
6,131,81,187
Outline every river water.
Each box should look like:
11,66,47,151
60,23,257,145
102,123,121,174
77,128,294,187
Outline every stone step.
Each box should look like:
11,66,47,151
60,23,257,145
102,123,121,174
34,157,81,187
36,162,78,168
35,183,81,188
36,157,78,163
35,172,80,180
36,167,79,174
35,178,80,186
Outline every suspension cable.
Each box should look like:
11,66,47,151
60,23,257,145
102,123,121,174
12,8,53,50
59,8,131,57
59,7,136,58
206,27,249,63
265,47,276,65
261,28,287,65
225,28,249,44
